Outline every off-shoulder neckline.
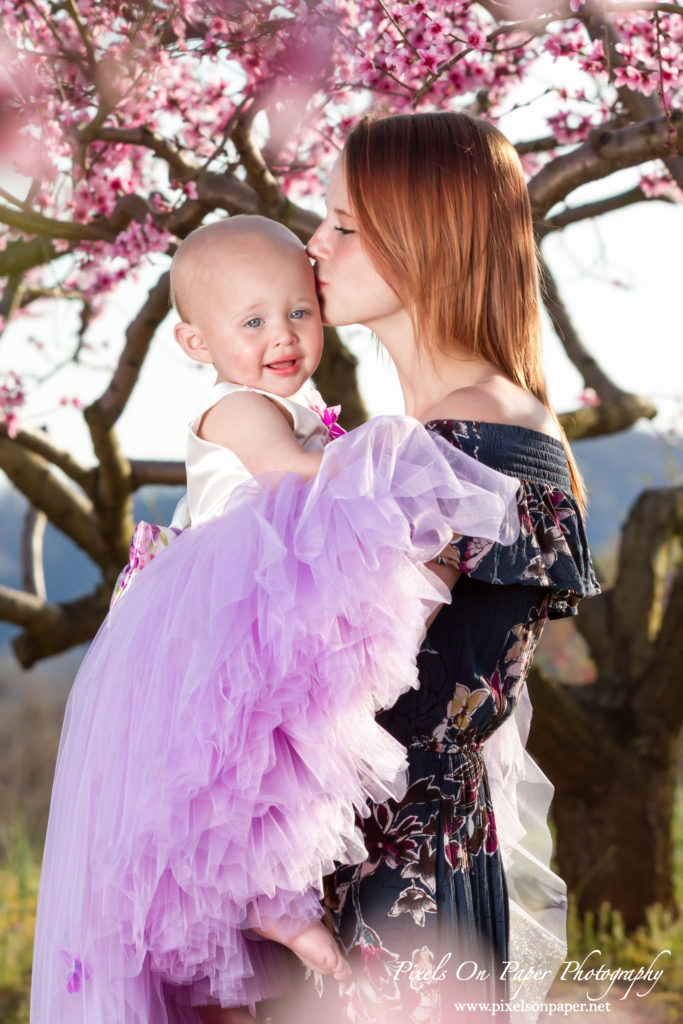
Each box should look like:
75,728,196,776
424,418,565,448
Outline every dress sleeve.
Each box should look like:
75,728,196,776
438,478,600,619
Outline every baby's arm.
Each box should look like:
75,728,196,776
199,390,323,479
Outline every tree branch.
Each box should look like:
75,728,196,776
558,398,657,440
540,253,657,437
0,439,108,569
539,186,669,235
638,557,683,732
528,111,683,220
525,666,612,793
129,459,186,488
10,584,113,668
0,203,115,242
611,485,683,688
4,425,94,495
0,585,60,629
21,505,47,601
314,326,367,429
584,10,683,192
0,237,60,276
88,270,171,430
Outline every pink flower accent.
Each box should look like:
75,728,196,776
60,951,92,994
307,389,346,439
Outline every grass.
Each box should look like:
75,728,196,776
0,821,38,1024
3,794,683,1023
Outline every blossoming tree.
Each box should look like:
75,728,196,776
0,0,682,923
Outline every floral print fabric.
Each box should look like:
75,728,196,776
261,420,599,1024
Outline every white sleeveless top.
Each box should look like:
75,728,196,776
181,381,330,527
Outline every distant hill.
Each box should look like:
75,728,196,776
0,427,681,670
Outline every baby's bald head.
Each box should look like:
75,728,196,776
170,216,307,324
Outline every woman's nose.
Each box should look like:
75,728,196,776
306,222,328,260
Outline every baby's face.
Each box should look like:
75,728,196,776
190,241,323,397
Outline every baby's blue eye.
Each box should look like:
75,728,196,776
246,317,263,328
290,309,307,320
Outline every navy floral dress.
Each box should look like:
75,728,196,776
261,420,599,1024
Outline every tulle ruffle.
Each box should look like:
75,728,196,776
31,416,520,1023
484,688,568,1020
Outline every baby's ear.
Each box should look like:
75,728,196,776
174,322,213,364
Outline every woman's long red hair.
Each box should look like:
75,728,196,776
343,112,587,512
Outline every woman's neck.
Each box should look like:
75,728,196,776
373,318,497,420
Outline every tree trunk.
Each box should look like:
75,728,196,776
526,484,683,926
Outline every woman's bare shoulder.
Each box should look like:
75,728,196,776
423,379,563,440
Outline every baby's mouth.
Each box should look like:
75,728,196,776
265,358,299,371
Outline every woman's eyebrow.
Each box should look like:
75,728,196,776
334,206,353,217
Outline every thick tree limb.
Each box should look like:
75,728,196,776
315,327,368,429
0,204,115,243
21,506,47,601
612,485,683,688
0,237,59,277
0,439,108,568
11,585,113,669
5,425,94,495
0,585,55,628
528,111,683,220
525,667,611,792
129,459,186,488
639,559,683,732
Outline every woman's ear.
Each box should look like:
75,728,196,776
174,321,213,364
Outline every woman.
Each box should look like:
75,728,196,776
262,112,599,1023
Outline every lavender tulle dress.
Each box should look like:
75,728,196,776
30,383,521,1024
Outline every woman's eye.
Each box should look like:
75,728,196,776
245,317,263,328
334,226,355,236
290,309,308,320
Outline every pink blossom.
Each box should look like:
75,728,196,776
578,388,601,407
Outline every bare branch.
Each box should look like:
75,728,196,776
94,125,198,179
528,111,683,220
558,397,657,439
515,135,558,156
539,253,657,438
21,506,47,601
87,270,171,430
0,584,57,628
0,438,108,569
5,425,94,495
129,459,186,488
11,585,113,669
231,117,287,219
0,203,115,242
539,186,667,234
